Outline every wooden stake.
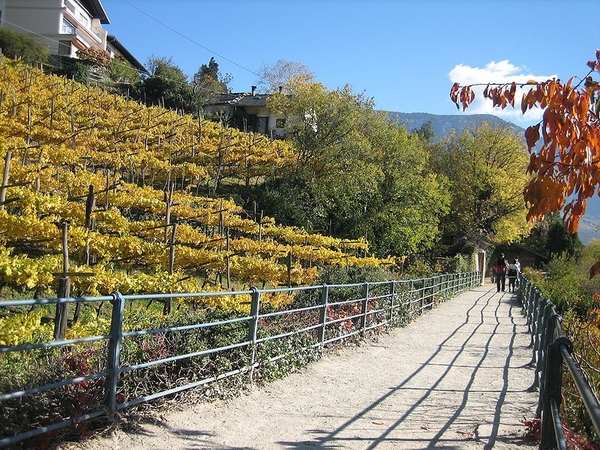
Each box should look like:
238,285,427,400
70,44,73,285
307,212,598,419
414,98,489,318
84,185,95,265
165,222,177,315
0,151,11,211
164,182,174,243
54,223,70,340
226,227,231,289
104,168,110,210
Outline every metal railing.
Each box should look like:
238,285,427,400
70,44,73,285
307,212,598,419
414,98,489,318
520,275,600,449
0,271,480,448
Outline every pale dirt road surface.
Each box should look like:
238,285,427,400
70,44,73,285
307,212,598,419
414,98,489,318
71,285,538,450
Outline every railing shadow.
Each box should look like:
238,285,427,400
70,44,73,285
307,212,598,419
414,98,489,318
275,289,532,449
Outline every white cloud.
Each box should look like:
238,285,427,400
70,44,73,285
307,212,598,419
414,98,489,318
448,61,556,125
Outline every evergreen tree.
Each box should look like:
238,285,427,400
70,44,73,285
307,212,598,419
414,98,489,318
193,57,231,110
138,56,193,111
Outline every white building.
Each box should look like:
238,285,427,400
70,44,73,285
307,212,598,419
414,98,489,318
0,0,145,72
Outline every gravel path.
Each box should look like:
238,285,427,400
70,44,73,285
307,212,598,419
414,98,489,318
74,285,538,449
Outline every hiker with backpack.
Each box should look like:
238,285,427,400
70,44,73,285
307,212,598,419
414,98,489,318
493,253,509,292
507,259,520,292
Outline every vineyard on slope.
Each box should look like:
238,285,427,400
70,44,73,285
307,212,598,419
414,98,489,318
0,57,393,309
0,58,470,449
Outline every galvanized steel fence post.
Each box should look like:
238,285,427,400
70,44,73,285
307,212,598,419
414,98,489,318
532,302,554,393
389,280,396,323
540,328,571,449
360,282,369,334
319,284,329,349
529,288,541,348
105,291,125,416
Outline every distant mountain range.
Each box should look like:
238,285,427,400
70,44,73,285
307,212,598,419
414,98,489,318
384,112,600,244
385,112,524,141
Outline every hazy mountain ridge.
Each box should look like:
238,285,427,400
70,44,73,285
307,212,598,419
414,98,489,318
385,112,525,140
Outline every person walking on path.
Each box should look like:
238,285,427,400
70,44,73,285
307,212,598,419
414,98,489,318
494,253,509,292
507,259,520,292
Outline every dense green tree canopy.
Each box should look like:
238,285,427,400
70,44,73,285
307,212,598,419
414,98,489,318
106,56,142,85
140,56,193,110
366,122,450,256
523,213,582,259
256,81,449,257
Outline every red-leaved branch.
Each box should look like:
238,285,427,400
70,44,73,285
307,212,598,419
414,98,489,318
450,50,600,232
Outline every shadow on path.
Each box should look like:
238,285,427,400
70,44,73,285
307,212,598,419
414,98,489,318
277,288,536,449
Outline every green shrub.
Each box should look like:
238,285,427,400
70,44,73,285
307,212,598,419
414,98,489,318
403,259,434,279
537,255,591,314
442,254,472,274
0,29,48,65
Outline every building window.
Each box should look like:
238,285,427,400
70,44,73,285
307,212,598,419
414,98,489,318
77,12,90,28
65,0,76,14
61,17,76,35
58,40,72,56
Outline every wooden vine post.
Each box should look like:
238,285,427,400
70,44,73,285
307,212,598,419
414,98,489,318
0,151,11,211
84,184,95,265
164,181,174,243
165,222,177,315
226,227,231,289
35,149,43,191
287,251,292,288
104,168,110,210
54,222,71,341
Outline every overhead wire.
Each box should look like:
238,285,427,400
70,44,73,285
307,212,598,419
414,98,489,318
117,0,261,78
0,16,243,97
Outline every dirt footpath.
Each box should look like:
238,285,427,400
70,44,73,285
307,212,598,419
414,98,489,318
74,285,538,450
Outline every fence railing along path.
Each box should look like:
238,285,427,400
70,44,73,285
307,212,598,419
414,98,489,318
68,285,539,449
1,272,478,448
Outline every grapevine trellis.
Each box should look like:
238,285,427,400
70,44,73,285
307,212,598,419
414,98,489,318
0,57,394,336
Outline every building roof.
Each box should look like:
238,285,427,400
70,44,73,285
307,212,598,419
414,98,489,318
80,0,110,24
107,35,148,74
207,92,269,108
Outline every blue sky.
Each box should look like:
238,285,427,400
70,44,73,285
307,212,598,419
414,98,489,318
101,0,599,128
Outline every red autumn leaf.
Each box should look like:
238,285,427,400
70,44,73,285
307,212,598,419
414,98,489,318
525,124,540,150
448,53,599,240
508,82,516,107
450,83,460,109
